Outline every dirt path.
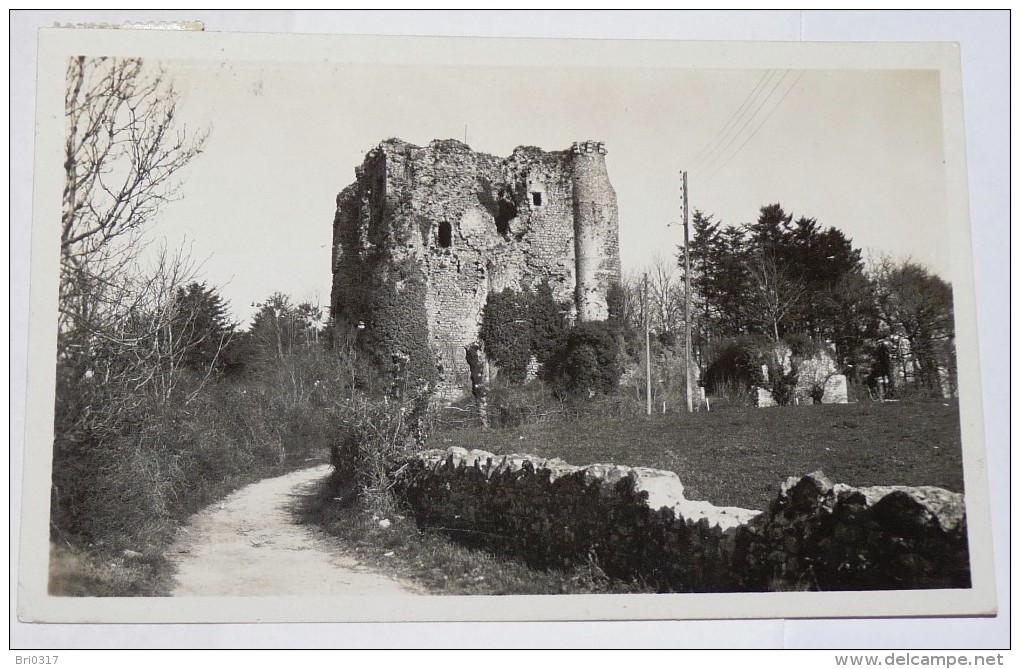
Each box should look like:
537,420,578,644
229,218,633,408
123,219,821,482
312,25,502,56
170,465,419,596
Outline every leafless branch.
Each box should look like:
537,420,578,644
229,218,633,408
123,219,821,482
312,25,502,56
745,252,806,342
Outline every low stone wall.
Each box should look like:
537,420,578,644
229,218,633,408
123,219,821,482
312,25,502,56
733,471,971,591
390,448,970,592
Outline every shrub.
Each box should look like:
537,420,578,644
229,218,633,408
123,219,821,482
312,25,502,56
48,335,400,587
702,335,768,396
329,385,436,514
544,321,623,398
528,281,569,365
704,334,842,406
479,282,569,384
479,288,532,384
49,265,439,595
486,381,570,428
768,365,800,406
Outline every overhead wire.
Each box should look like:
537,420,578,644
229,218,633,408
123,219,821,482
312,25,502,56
700,69,791,178
689,69,776,172
692,70,783,175
705,70,806,182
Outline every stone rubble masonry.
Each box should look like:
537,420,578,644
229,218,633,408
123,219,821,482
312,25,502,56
411,446,761,531
754,343,849,406
331,139,621,396
732,471,970,591
755,386,778,408
391,448,970,592
821,374,849,403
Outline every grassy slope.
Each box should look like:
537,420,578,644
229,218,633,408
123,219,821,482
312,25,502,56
428,399,964,511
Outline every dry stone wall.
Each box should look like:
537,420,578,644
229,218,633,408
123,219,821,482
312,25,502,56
390,448,970,592
331,139,621,395
732,471,970,591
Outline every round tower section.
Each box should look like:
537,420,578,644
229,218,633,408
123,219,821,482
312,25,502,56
571,140,620,321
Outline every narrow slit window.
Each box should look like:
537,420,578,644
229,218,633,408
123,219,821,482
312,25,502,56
438,221,453,248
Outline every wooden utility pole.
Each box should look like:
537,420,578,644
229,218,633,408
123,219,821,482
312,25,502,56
644,272,652,416
682,171,694,414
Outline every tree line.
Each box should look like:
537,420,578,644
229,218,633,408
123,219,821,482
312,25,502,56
623,204,956,398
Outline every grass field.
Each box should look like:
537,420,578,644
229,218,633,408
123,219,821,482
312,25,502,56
310,396,965,594
427,398,965,511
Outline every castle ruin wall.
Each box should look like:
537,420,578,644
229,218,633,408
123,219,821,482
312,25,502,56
331,139,621,394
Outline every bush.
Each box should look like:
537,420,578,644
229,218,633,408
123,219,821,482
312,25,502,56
529,281,570,365
50,350,354,556
479,282,570,384
48,337,401,582
329,385,435,512
702,336,768,396
479,288,532,384
543,321,623,399
48,262,451,595
768,366,800,406
703,335,841,406
486,381,570,428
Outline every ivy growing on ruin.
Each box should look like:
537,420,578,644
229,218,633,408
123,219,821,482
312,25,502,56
543,321,624,398
359,257,438,389
479,288,532,384
479,281,570,385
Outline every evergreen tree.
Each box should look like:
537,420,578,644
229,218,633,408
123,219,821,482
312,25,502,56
544,321,623,398
747,203,795,257
716,224,753,335
171,282,236,375
527,280,570,366
683,202,876,387
247,293,321,362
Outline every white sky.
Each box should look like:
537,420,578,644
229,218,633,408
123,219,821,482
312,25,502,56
149,60,948,325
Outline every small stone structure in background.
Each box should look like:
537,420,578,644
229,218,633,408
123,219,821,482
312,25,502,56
754,341,849,406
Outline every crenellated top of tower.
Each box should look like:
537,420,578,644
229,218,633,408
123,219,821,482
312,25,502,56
571,140,608,156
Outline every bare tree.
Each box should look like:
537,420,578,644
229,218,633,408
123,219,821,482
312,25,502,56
57,57,211,434
60,56,207,337
871,256,955,396
745,252,806,342
616,270,645,332
649,254,684,337
62,57,206,264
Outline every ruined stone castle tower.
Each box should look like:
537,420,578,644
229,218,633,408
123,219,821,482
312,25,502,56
331,138,621,393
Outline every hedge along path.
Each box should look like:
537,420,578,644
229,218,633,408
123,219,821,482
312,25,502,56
171,465,419,596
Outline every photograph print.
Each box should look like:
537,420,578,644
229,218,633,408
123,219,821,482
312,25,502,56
19,27,995,622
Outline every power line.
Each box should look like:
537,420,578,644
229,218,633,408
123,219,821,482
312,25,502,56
690,69,776,172
693,69,783,174
706,70,805,182
700,70,791,177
